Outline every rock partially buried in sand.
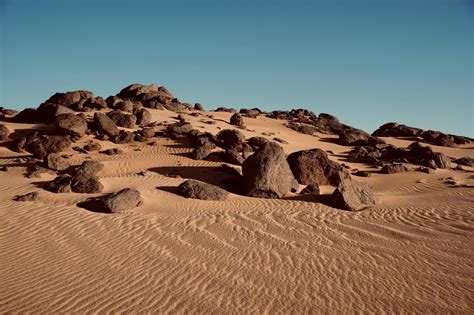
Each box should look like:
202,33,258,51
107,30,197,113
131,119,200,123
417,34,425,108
230,113,245,128
330,179,376,211
287,148,350,186
25,135,72,159
97,188,143,213
93,112,120,137
339,128,384,146
107,110,137,129
14,192,39,202
45,153,70,171
242,142,296,198
177,180,229,201
70,160,104,193
380,163,407,174
455,156,474,167
216,129,245,149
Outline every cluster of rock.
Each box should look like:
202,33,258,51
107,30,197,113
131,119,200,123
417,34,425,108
372,122,471,147
172,125,375,211
348,141,452,171
267,109,384,146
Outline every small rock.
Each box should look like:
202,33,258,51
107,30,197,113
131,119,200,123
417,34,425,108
177,180,229,201
14,192,39,202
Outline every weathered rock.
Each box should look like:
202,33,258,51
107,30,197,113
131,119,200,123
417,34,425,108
242,142,295,198
434,134,456,148
239,108,260,118
421,130,441,143
215,107,237,113
76,160,103,175
167,122,193,137
177,179,229,201
45,153,69,171
192,140,215,160
216,129,245,149
329,179,376,211
224,147,245,165
247,136,269,150
13,108,40,123
286,122,319,135
339,128,384,146
372,122,422,138
84,142,102,152
93,112,120,137
83,97,107,110
101,148,123,155
56,114,88,137
71,173,104,193
45,90,93,108
380,163,407,174
194,103,204,111
107,110,137,129
106,96,123,108
0,124,10,140
353,170,371,177
115,100,134,112
14,192,39,202
230,113,245,128
97,188,142,213
287,149,350,186
37,103,76,123
135,108,152,126
45,175,72,193
114,130,135,144
25,135,72,159
455,156,474,167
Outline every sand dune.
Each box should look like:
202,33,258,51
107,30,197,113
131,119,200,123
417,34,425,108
0,108,473,313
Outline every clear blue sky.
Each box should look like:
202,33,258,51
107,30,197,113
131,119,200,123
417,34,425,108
1,0,473,136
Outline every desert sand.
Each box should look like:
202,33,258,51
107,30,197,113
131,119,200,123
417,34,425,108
0,101,473,313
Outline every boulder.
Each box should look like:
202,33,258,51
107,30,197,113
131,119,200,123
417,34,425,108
25,135,72,159
97,188,143,213
224,147,245,165
84,142,102,152
287,149,350,186
76,160,103,175
93,113,119,137
329,179,376,211
372,122,422,138
115,100,134,112
107,110,137,129
114,130,135,144
242,142,295,198
216,129,245,149
45,175,72,193
45,153,69,171
37,103,76,123
177,179,229,201
135,108,152,126
380,163,407,174
192,140,215,160
239,108,260,118
0,124,10,140
434,134,456,148
230,113,245,128
194,103,204,111
339,128,384,146
247,136,269,150
56,113,88,137
45,90,93,108
83,97,107,110
71,173,104,193
13,108,40,123
166,122,193,137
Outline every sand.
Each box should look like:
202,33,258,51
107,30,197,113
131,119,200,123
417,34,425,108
0,110,473,313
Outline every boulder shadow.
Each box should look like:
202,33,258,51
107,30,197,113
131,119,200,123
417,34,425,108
77,198,109,213
149,165,244,195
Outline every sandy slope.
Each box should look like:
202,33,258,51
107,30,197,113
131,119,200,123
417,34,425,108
0,109,473,313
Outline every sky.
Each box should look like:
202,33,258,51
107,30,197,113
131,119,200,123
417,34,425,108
1,0,473,136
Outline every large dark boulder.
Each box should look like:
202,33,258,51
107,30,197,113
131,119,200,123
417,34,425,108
177,180,229,201
433,134,456,148
56,113,88,138
216,129,245,149
242,142,295,198
107,110,137,129
93,112,120,137
13,108,40,123
287,149,350,186
37,103,76,123
45,175,72,193
329,179,376,211
70,160,104,193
